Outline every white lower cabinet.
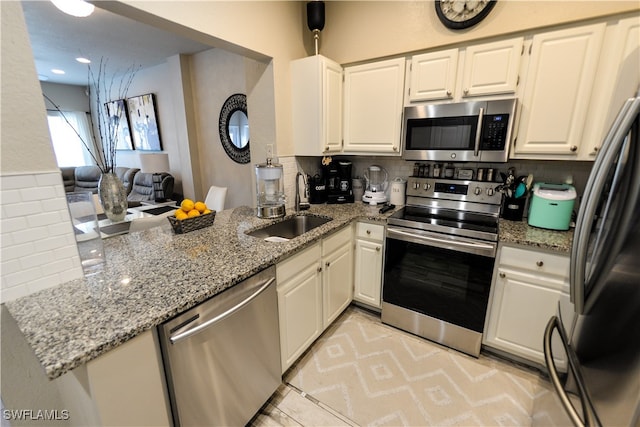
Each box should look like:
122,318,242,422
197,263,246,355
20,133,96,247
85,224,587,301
277,225,353,373
353,222,385,308
483,245,572,368
322,225,354,327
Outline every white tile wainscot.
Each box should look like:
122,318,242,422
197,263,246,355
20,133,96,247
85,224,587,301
0,171,83,302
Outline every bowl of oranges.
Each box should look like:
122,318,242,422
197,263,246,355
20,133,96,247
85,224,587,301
167,199,216,234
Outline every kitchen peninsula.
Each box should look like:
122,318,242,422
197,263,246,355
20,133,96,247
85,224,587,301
3,202,574,425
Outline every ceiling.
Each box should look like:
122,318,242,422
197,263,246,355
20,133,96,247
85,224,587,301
22,1,213,86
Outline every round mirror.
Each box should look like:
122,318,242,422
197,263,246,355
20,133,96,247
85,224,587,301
219,93,250,164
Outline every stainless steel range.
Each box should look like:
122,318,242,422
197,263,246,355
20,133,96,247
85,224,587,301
381,176,502,356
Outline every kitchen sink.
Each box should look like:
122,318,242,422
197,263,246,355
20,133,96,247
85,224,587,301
247,215,332,240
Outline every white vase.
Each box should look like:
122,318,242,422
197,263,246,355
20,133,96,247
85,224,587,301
99,172,128,222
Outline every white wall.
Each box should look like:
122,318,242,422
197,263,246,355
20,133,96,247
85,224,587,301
0,2,84,303
41,82,90,112
322,1,640,64
191,48,253,208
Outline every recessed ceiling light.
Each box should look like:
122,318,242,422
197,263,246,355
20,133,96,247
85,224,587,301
51,69,66,75
76,57,91,64
50,0,95,18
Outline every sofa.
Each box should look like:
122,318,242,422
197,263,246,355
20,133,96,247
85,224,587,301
127,172,175,207
60,166,174,205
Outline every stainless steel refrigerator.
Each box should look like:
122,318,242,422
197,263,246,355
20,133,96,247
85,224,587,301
533,87,640,426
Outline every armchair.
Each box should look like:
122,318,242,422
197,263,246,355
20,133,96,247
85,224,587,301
115,167,140,196
127,172,174,206
73,166,101,193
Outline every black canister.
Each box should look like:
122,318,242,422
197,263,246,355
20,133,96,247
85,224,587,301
308,173,327,204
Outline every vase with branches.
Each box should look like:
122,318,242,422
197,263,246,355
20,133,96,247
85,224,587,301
46,58,139,222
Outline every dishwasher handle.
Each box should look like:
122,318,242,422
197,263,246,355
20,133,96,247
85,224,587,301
169,277,275,344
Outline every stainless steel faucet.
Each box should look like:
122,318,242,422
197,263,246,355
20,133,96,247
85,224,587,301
295,172,309,214
295,172,303,214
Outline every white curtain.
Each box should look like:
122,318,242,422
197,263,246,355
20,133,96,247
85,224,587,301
47,111,97,167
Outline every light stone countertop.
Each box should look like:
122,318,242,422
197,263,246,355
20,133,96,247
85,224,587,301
4,203,393,380
5,204,574,380
499,218,574,252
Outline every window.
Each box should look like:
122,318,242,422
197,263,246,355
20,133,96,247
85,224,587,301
47,111,96,167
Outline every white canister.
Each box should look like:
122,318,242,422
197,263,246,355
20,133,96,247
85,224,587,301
389,177,406,206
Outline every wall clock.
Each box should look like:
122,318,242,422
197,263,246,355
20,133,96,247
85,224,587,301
435,0,497,30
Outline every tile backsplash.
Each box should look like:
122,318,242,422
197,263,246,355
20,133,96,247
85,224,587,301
0,172,83,303
292,155,593,208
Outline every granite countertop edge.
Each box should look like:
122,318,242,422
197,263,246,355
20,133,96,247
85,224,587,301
5,205,573,380
4,204,391,380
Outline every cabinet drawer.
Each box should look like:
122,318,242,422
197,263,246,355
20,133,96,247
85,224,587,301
277,242,321,284
322,225,352,256
500,245,569,278
355,222,384,241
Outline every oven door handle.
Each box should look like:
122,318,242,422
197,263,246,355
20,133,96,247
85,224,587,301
474,107,485,157
387,227,496,257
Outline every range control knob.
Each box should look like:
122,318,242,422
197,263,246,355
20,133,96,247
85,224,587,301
474,187,482,196
413,181,420,190
486,187,494,196
423,183,431,191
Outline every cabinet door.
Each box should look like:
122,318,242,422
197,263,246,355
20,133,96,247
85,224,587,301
277,244,323,372
514,23,605,157
484,268,569,367
323,241,353,327
353,239,383,308
461,37,524,97
408,49,458,102
324,60,343,153
343,58,405,154
292,55,343,156
277,262,322,372
580,16,640,159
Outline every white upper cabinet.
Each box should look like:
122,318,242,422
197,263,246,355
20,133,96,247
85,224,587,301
408,48,459,102
513,23,606,158
407,37,523,103
461,37,524,97
291,55,343,156
579,15,640,160
343,57,406,154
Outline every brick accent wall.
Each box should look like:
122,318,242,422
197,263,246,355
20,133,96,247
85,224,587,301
1,172,83,303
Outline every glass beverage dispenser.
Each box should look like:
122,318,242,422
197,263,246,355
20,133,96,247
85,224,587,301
255,157,286,218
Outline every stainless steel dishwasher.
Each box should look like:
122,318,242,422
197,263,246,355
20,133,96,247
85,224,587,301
159,266,281,426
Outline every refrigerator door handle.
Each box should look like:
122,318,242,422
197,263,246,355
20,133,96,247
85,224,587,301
543,316,601,427
570,96,640,313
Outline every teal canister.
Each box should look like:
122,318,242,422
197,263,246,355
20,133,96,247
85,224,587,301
527,183,576,230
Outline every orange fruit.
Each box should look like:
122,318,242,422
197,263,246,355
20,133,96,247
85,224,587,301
203,209,212,215
187,209,200,218
194,201,207,213
175,210,188,220
181,199,195,213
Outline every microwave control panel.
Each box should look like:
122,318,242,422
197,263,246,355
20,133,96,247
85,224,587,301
480,114,510,150
406,177,502,205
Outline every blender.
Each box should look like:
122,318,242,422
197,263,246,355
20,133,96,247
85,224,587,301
362,165,389,205
255,157,286,218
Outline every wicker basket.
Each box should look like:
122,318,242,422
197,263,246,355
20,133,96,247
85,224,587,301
168,211,216,234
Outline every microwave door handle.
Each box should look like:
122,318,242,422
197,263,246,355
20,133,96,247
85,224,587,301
474,107,484,157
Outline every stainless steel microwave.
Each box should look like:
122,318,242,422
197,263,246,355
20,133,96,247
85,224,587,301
402,98,517,163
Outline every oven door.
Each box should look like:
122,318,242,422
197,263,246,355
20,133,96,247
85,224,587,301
382,226,496,355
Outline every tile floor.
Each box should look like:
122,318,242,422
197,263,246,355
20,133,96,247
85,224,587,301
251,306,562,427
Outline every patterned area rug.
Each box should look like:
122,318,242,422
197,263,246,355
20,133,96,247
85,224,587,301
285,307,552,427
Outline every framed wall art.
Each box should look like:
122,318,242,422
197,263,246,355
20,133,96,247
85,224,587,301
105,99,133,150
127,93,162,151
